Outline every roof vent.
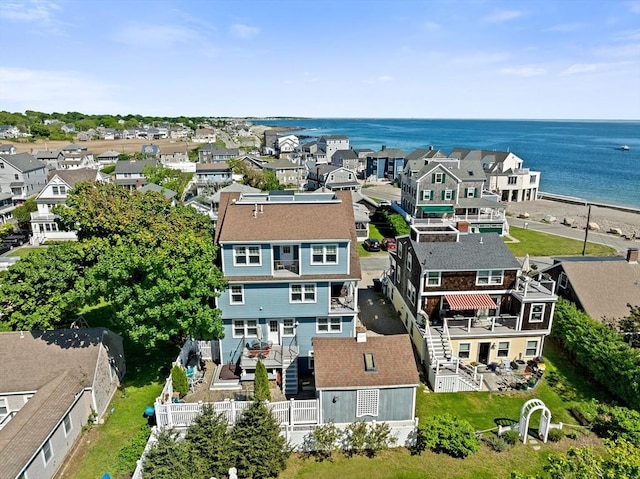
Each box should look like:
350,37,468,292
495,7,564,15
479,236,484,244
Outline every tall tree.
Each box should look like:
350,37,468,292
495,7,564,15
142,429,195,479
11,198,37,231
253,360,271,401
231,401,290,479
185,404,233,477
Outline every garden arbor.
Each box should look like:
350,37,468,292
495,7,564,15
519,399,552,444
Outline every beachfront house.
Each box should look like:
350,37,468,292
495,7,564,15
306,165,360,192
318,135,349,164
212,190,361,396
450,148,540,202
383,225,557,392
365,146,407,182
400,157,507,235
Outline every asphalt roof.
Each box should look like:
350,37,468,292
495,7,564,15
0,153,46,173
314,335,419,389
412,233,521,271
114,159,157,174
47,168,101,187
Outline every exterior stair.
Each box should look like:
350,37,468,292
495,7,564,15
283,360,298,396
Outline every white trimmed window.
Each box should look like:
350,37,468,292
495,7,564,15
444,189,454,200
42,440,53,466
312,244,338,264
317,317,341,333
530,303,545,323
407,253,412,271
526,340,539,357
234,246,261,266
230,285,244,304
283,319,295,336
558,273,568,289
497,341,510,358
407,281,416,305
233,319,258,338
476,270,503,285
356,389,379,417
290,284,316,303
458,343,471,359
426,271,441,287
421,189,433,201
63,414,72,437
433,172,444,183
508,176,517,185
52,186,59,194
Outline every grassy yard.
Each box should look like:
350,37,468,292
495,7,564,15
58,303,178,479
279,341,607,479
506,226,617,257
4,246,47,257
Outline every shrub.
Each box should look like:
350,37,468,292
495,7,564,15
171,365,188,397
486,435,509,452
566,431,579,440
503,429,520,445
365,422,397,457
592,405,640,446
344,421,368,456
118,425,152,471
253,360,271,401
548,428,564,442
418,414,480,458
308,421,342,461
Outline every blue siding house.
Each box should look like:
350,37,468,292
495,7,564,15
214,190,362,395
365,147,407,182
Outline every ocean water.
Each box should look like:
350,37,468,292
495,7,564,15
254,119,640,208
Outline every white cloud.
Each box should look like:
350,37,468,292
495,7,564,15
0,0,60,23
501,66,547,77
363,75,393,85
561,64,600,75
547,23,585,32
483,9,526,23
0,67,127,113
447,52,509,67
230,23,260,39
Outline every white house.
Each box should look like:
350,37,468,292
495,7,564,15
0,153,48,202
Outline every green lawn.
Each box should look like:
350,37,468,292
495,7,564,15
4,246,46,257
506,226,617,257
63,303,178,479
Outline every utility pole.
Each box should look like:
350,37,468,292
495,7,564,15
582,203,592,256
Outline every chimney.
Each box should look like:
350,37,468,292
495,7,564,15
356,331,367,343
627,247,638,264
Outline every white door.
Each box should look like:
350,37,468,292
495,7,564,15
268,320,280,345
280,245,294,265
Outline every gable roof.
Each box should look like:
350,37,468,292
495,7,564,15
196,161,231,172
115,159,157,174
208,182,261,203
313,335,419,389
0,153,46,173
544,259,640,320
97,150,120,158
263,159,302,170
47,168,102,187
368,148,407,158
138,182,178,199
331,149,359,160
62,143,86,151
411,233,521,271
34,149,63,160
160,145,188,155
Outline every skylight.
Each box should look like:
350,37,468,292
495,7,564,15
364,353,376,372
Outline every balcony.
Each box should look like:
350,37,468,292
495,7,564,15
273,260,299,276
239,341,299,370
330,295,356,313
443,314,519,335
513,275,555,300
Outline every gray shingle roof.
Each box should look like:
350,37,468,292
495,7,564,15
0,153,46,172
413,233,521,271
115,159,157,174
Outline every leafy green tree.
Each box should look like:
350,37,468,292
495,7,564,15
417,414,480,458
171,365,189,397
232,401,290,478
118,153,131,161
11,198,37,230
0,240,103,330
29,123,50,138
185,404,233,477
254,360,271,401
141,164,193,196
263,170,284,191
142,429,195,479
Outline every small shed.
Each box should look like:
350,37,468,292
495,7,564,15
313,335,419,424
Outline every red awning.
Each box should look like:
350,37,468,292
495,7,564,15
445,294,497,311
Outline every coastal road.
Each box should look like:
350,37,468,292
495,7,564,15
361,182,638,254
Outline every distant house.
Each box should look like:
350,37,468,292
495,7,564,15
314,335,419,424
195,182,261,226
34,149,65,169
263,159,307,190
318,135,349,164
262,129,279,155
30,168,108,244
60,151,96,170
450,148,540,202
198,144,239,162
0,192,14,224
0,125,20,139
141,144,161,157
61,124,76,134
195,162,233,195
0,153,48,201
306,165,359,192
330,149,360,172
276,134,299,158
138,182,178,203
385,227,557,392
0,328,125,479
75,132,91,142
159,145,193,172
114,159,157,190
193,128,216,143
61,143,87,154
539,248,639,321
366,146,408,182
96,150,120,165
0,144,16,155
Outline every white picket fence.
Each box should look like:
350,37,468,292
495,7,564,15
155,398,319,429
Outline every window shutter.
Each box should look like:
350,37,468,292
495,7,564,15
474,188,478,198
432,173,436,183
441,191,445,200
464,187,468,197
452,190,456,200
442,173,446,182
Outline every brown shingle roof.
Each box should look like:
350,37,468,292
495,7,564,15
313,335,419,389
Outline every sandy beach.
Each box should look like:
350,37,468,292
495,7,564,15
506,199,640,238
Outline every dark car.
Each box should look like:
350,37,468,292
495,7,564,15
0,242,11,255
3,233,27,246
363,238,381,252
382,238,397,251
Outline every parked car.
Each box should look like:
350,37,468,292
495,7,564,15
3,233,27,246
0,243,11,255
363,238,381,252
382,238,397,251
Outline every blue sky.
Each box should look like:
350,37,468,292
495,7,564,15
0,0,639,119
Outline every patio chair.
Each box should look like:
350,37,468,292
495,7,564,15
502,360,512,373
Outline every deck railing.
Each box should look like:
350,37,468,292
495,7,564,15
445,315,518,333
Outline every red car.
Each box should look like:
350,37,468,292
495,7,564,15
382,238,397,251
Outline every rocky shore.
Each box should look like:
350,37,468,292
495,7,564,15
506,199,640,238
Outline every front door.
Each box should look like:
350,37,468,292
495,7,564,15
268,320,280,345
280,245,294,264
478,342,491,364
